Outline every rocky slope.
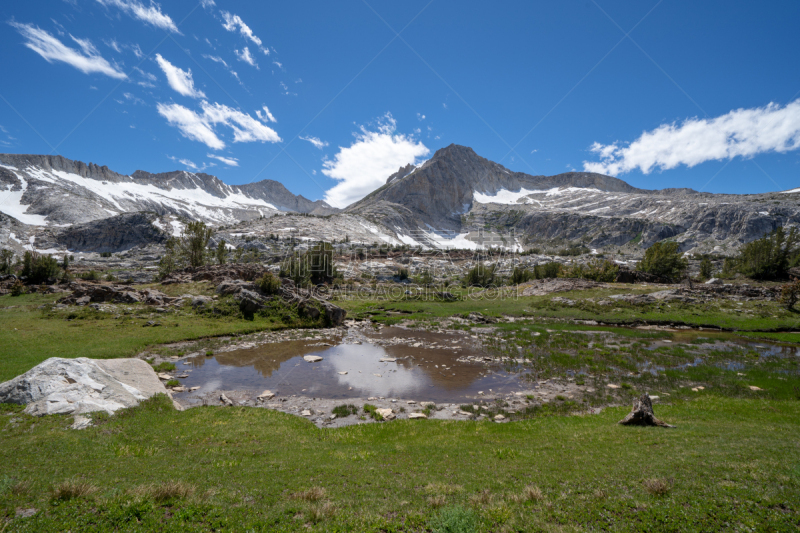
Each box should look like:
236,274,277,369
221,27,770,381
0,154,335,227
347,144,800,253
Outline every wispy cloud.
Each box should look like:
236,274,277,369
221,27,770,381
323,113,429,208
255,106,276,123
10,22,126,79
207,153,239,166
202,54,242,84
235,46,257,68
95,0,180,33
155,54,205,99
157,100,281,150
300,135,328,150
103,38,143,58
220,11,266,52
168,155,212,171
133,66,157,87
584,100,800,176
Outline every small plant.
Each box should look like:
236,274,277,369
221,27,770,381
307,501,336,524
332,404,358,417
779,281,800,310
205,350,214,356
362,403,383,421
429,505,477,532
427,495,446,509
104,273,116,281
10,279,24,296
257,272,281,295
290,486,326,501
165,379,180,387
643,478,672,496
99,252,113,258
621,382,633,390
523,484,544,502
152,362,176,372
51,479,98,501
138,480,195,502
469,489,492,506
555,395,567,401
397,267,409,280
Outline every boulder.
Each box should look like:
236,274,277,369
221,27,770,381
705,278,723,285
376,408,395,420
304,355,323,363
236,289,266,313
0,357,170,416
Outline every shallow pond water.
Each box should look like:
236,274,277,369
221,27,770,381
174,328,525,403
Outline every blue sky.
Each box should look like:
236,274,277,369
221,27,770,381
1,1,799,207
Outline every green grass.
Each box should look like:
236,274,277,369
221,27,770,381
336,285,800,332
0,293,321,382
0,395,798,531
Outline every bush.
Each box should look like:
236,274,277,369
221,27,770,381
397,268,409,280
10,280,24,296
638,241,688,280
561,259,619,282
0,249,13,275
257,272,281,295
510,266,535,285
280,242,338,287
534,262,562,279
20,251,60,284
779,281,800,310
79,270,101,281
699,255,713,280
463,263,497,288
733,226,799,280
557,245,590,257
99,252,112,258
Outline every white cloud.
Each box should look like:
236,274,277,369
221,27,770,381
104,38,143,58
155,54,205,99
235,46,257,67
203,54,227,67
158,103,223,149
584,100,800,175
200,0,215,9
133,66,157,87
207,153,239,166
322,113,429,208
10,22,127,79
157,100,281,150
203,54,242,84
221,11,262,47
168,155,212,172
300,135,328,149
95,0,180,33
416,113,426,121
255,106,276,123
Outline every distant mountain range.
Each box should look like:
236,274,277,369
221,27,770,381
0,154,335,227
2,146,799,254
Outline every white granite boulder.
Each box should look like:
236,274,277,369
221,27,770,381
0,357,170,416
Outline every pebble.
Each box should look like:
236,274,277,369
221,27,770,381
408,413,427,419
303,355,323,363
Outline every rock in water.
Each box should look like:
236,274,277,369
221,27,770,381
0,358,169,416
618,394,675,428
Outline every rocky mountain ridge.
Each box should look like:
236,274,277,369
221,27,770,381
0,153,335,227
347,144,800,253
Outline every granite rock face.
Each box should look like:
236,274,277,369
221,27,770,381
0,357,169,416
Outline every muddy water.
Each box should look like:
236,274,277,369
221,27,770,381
174,328,523,403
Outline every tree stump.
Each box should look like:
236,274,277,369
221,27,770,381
618,394,674,427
